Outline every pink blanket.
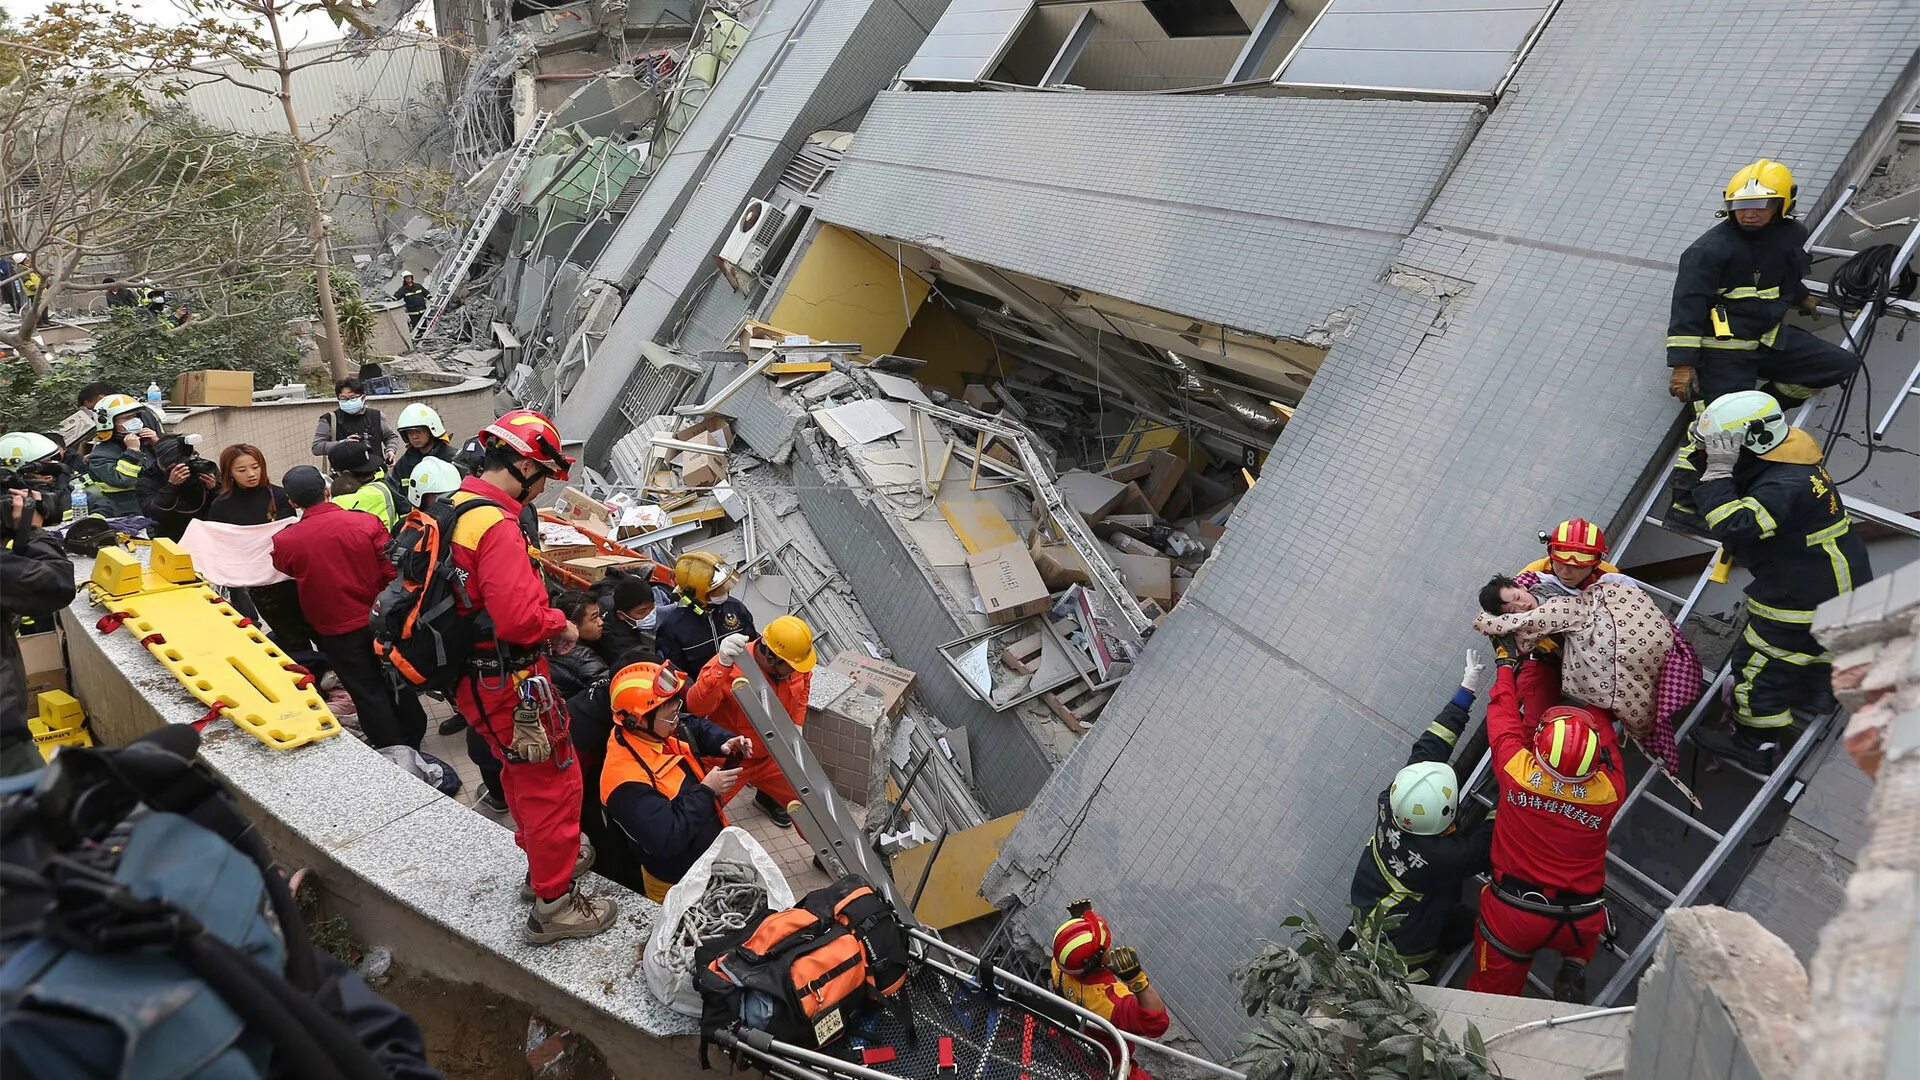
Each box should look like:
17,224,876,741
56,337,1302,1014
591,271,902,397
178,518,298,587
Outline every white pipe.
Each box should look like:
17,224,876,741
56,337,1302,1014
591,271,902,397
1482,1005,1635,1046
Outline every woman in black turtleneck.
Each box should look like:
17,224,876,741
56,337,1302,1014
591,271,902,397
208,444,316,654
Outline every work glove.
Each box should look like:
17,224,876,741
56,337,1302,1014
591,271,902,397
716,633,749,667
1107,946,1149,994
1667,365,1698,401
1698,428,1744,483
510,699,552,764
1491,635,1521,670
1461,649,1486,690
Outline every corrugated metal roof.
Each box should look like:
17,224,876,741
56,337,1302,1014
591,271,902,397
814,91,1485,341
984,0,1920,1057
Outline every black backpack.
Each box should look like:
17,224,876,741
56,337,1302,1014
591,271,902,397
695,876,913,1065
372,495,501,692
0,727,435,1079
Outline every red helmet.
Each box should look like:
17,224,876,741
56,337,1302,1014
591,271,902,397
1533,705,1604,782
480,409,574,481
1543,517,1607,568
1052,910,1112,976
610,662,686,728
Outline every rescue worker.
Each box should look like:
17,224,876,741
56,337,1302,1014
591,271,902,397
447,409,615,942
0,432,75,638
1518,518,1635,598
1687,390,1871,770
600,661,755,901
327,440,402,531
393,273,431,330
1345,651,1495,974
400,456,463,512
1467,646,1625,1001
2,481,78,776
683,615,815,828
655,550,756,679
1051,903,1170,1080
392,402,458,483
84,394,158,517
1666,160,1858,525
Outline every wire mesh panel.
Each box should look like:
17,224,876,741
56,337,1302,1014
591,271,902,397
811,965,1117,1080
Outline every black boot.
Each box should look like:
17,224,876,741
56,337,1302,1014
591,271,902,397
1692,725,1781,772
756,791,793,828
1552,959,1588,1003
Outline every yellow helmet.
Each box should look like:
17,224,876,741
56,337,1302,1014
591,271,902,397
92,394,145,439
761,615,817,673
1724,159,1795,216
673,550,733,604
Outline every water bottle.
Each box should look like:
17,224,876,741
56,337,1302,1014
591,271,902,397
146,381,162,404
69,478,88,520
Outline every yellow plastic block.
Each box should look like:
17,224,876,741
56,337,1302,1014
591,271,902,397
34,689,84,729
90,547,145,596
106,583,340,750
767,361,832,374
150,538,198,583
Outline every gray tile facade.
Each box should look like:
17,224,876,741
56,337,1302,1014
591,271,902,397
974,0,1920,1056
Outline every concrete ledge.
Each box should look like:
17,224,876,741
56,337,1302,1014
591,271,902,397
1628,907,1806,1080
59,566,701,1076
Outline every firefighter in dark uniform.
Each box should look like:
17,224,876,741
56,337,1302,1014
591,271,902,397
1344,651,1495,975
1688,390,1871,771
393,272,430,330
654,550,756,680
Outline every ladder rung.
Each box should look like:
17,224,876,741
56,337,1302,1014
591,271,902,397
1641,583,1686,607
1606,850,1677,904
1639,793,1725,842
1716,757,1772,784
1640,516,1719,548
1470,790,1495,808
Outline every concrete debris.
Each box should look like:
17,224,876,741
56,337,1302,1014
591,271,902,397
1300,305,1360,347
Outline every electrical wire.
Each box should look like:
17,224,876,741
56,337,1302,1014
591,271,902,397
1817,244,1910,485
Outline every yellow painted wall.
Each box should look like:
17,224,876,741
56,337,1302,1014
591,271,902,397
895,300,996,395
768,224,929,358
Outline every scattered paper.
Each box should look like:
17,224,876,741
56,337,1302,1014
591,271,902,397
954,640,994,699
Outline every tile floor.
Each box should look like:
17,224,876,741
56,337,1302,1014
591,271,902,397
414,696,833,897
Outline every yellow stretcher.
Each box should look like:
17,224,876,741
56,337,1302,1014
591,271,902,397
85,541,341,750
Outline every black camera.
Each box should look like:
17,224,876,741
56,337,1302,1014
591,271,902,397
152,435,218,481
0,462,71,535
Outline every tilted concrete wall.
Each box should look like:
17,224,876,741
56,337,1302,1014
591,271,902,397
1627,907,1806,1080
58,566,704,1077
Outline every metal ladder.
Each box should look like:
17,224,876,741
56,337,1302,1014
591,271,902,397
1435,183,1920,1000
412,110,554,343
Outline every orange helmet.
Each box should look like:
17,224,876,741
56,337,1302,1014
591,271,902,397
1052,909,1112,977
610,662,686,728
1543,517,1607,568
1533,705,1604,783
480,408,574,480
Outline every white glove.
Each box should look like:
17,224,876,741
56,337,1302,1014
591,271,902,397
1461,649,1486,690
716,633,749,667
1699,428,1744,483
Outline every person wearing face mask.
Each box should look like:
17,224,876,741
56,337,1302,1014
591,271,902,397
684,615,817,829
85,395,160,517
593,573,663,670
654,550,756,680
442,410,616,943
310,377,401,466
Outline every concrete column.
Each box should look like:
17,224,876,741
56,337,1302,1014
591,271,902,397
1626,907,1807,1080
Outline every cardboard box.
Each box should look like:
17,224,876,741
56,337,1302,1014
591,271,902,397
19,631,67,719
826,651,917,719
1029,533,1091,591
171,369,254,406
553,487,611,535
967,541,1051,625
1140,450,1187,512
1107,549,1173,605
561,554,651,583
671,416,733,453
1058,471,1128,525
678,451,728,489
962,384,998,410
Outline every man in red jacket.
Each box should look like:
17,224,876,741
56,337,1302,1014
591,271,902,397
270,465,426,749
1467,643,1625,1001
683,615,816,827
447,411,612,944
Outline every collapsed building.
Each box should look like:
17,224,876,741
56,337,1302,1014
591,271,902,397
390,0,1920,1062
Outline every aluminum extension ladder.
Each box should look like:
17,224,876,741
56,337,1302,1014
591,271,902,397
1435,182,1920,1002
412,110,555,342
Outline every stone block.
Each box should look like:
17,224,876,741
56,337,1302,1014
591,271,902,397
1627,908,1805,1080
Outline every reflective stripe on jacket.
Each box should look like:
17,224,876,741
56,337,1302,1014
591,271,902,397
1694,428,1871,613
1666,217,1810,367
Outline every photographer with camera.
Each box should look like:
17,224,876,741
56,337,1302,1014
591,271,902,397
138,431,218,542
2,468,78,775
85,394,158,517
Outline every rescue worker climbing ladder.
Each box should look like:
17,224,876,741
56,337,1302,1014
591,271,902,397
1687,390,1872,770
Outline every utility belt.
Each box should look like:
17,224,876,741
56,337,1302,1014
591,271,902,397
467,643,540,677
1489,876,1606,917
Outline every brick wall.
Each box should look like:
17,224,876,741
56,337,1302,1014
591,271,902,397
166,375,496,480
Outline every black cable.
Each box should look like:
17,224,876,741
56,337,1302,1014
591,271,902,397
1817,244,1909,485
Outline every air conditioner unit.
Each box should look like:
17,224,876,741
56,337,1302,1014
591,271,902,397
717,198,796,276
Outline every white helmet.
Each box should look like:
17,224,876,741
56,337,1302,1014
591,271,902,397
1698,389,1789,455
395,402,446,439
0,431,59,467
1389,761,1459,836
403,456,463,506
93,394,149,436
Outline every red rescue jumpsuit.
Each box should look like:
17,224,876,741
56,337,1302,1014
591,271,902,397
446,476,580,900
1052,965,1169,1080
1467,662,1625,995
683,643,809,814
